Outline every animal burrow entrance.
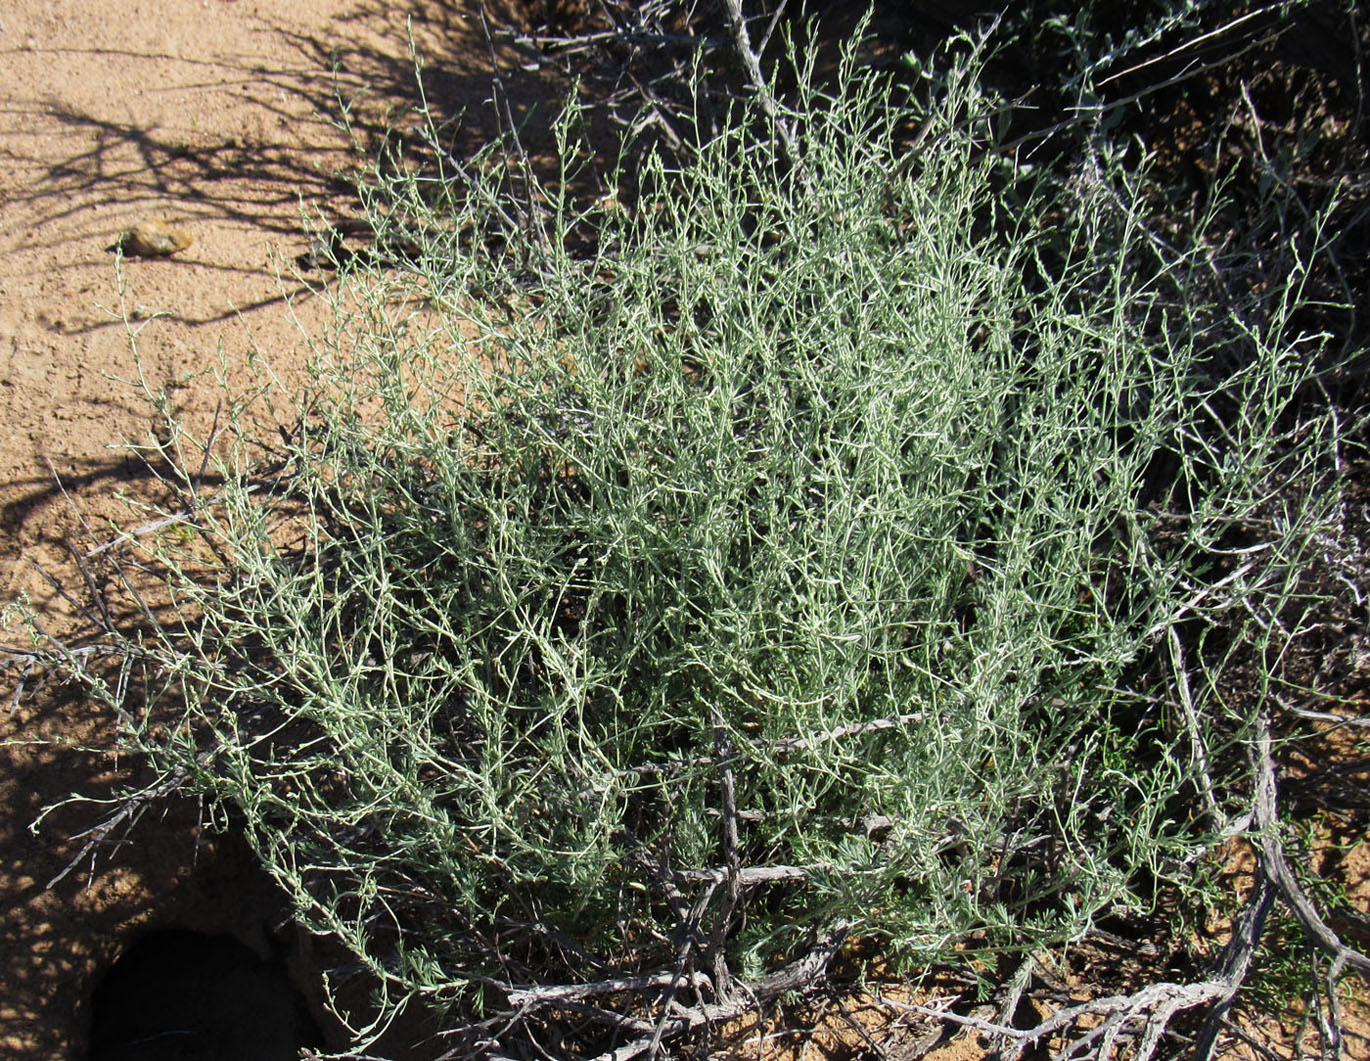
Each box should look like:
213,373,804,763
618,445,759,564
87,928,325,1060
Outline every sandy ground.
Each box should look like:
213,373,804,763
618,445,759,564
0,1,543,1054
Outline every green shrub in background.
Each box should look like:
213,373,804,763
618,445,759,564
47,38,1344,1051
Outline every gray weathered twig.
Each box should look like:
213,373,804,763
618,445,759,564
880,980,1229,1061
706,705,743,1001
588,919,850,1061
718,0,804,172
1250,714,1370,980
44,758,204,888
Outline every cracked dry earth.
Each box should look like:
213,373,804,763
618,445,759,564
0,1,556,1055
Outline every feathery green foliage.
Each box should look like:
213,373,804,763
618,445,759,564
46,40,1343,1045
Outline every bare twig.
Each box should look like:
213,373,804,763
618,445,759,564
988,951,1038,1055
1169,626,1222,820
44,758,204,888
1218,1016,1291,1061
1191,871,1277,1061
879,709,1370,1061
1195,709,1370,1058
588,919,850,1061
28,561,106,638
1095,3,1292,87
83,511,200,558
643,878,716,1060
476,2,553,261
675,863,813,885
504,971,710,1008
718,0,803,173
880,980,1229,1061
706,705,743,1000
1278,703,1370,730
1251,715,1370,978
0,641,135,663
1004,29,1283,157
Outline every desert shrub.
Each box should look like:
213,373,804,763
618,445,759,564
44,38,1345,1053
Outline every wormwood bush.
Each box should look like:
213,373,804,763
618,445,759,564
60,44,1340,1043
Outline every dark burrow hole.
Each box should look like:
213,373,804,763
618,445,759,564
87,928,325,1061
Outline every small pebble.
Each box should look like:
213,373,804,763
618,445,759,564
115,220,193,258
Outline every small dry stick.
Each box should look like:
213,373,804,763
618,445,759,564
46,758,204,888
883,979,1229,1061
588,919,850,1061
718,0,805,179
1251,716,1370,984
1169,626,1221,820
1191,871,1276,1060
505,970,711,1008
706,705,743,1000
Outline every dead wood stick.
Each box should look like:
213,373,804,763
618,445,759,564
989,951,1039,1051
642,879,717,1060
676,863,813,885
706,705,742,1000
29,559,106,635
504,970,710,1008
718,0,803,173
1250,715,1370,978
1278,702,1370,729
881,979,1229,1061
1191,870,1276,1061
1169,626,1221,819
588,919,850,1061
45,757,206,888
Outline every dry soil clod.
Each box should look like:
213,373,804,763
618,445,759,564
114,220,194,258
